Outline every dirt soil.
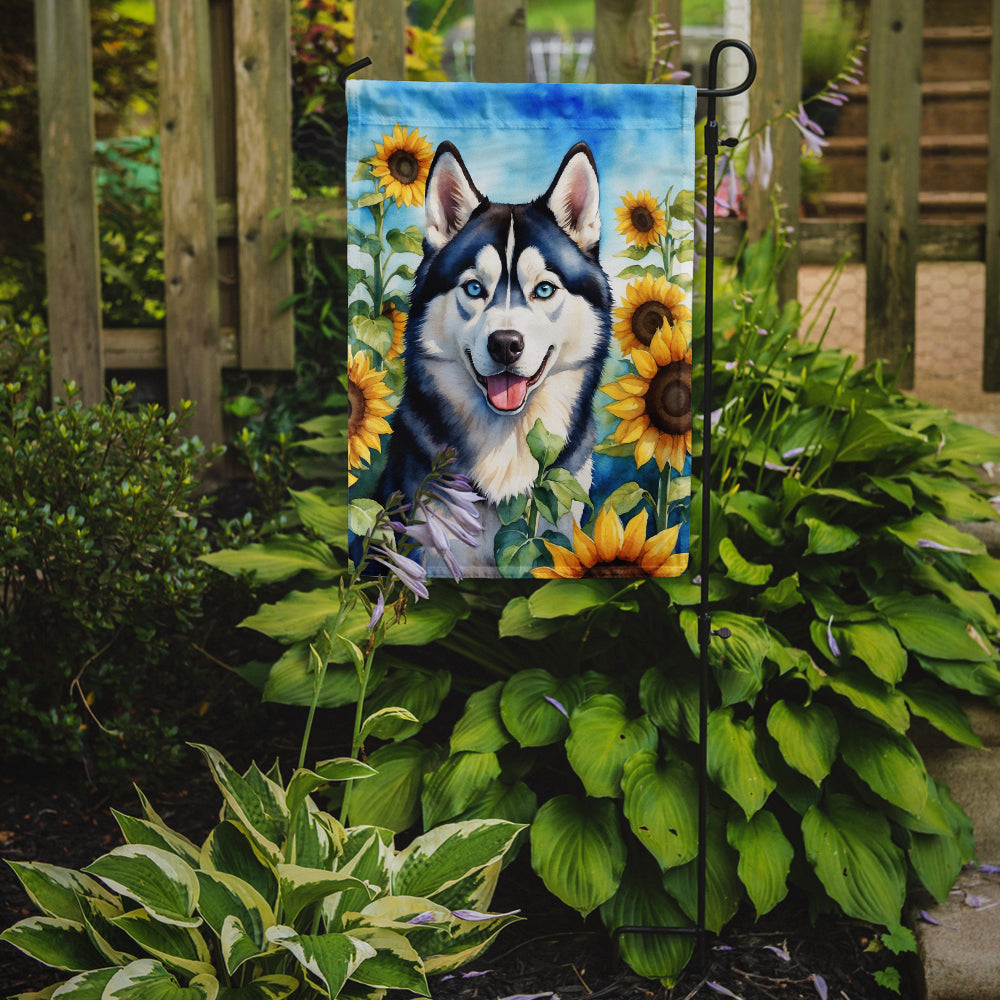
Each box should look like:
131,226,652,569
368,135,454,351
1,739,913,1000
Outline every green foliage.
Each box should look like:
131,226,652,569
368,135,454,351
0,317,221,783
1,744,524,998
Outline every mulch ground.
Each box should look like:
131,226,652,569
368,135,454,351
1,735,914,1000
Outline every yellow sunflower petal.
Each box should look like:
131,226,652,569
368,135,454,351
632,350,659,380
606,395,647,420
571,522,598,568
593,505,625,563
634,425,661,468
639,523,682,573
620,509,649,562
541,539,585,578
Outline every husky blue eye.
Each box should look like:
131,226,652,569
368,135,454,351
462,279,484,298
534,281,556,300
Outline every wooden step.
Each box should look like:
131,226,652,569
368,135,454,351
922,0,991,28
922,25,992,82
813,190,987,222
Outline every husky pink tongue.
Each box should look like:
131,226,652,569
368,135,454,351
486,372,528,411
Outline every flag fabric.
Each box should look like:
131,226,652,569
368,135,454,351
346,79,696,579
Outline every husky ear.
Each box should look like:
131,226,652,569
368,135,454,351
424,142,486,251
544,142,601,254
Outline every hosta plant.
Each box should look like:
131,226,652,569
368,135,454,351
1,744,523,999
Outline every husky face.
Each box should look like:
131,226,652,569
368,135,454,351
379,140,612,530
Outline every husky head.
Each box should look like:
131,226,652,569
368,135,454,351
402,141,612,500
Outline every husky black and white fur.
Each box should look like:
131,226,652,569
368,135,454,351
377,140,613,573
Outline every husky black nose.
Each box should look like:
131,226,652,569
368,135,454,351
487,330,524,366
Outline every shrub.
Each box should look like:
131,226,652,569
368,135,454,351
1,743,524,998
0,316,220,783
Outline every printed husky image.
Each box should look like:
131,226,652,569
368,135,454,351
376,140,613,572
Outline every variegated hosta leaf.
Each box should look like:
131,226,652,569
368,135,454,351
391,820,524,901
345,926,429,995
421,907,522,975
83,846,200,928
529,795,626,917
621,751,699,871
726,810,793,917
4,861,118,922
424,859,501,916
214,974,299,1000
195,870,274,974
46,966,118,997
765,700,838,786
0,916,107,972
265,925,376,998
706,707,776,818
110,908,214,979
112,810,201,868
102,958,218,999
285,760,375,824
288,802,344,870
191,745,287,863
77,894,136,966
565,695,658,799
802,793,906,926
323,829,393,931
421,751,502,829
200,822,279,910
599,853,694,987
276,864,375,925
450,681,511,754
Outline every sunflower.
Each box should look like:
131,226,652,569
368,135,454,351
371,124,434,209
602,319,692,473
382,302,407,361
615,190,668,249
532,505,687,579
613,274,692,358
347,346,394,486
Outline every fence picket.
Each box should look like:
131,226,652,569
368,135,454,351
474,0,527,82
983,0,1000,390
355,0,407,80
34,0,103,405
865,0,923,390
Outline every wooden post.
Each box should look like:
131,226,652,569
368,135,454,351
34,0,104,405
233,0,294,369
983,0,1000,391
157,0,223,445
864,0,923,389
354,0,407,80
474,0,527,82
594,0,662,84
746,0,801,305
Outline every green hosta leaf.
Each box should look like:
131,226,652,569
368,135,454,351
499,670,584,747
421,751,502,828
835,410,927,463
718,537,772,585
200,822,278,910
261,644,382,709
599,853,694,987
707,708,776,818
347,740,441,832
393,820,524,900
908,782,967,906
621,751,699,870
453,779,538,827
0,916,107,971
112,812,201,868
967,553,1000,597
839,718,928,817
497,595,565,639
285,760,376,822
191,746,287,863
680,610,770,706
802,794,906,926
530,795,626,917
216,976,299,1000
886,512,985,556
756,573,805,614
111,908,214,978
527,578,621,618
288,488,348,545
103,959,218,1000
834,621,907,684
363,667,451,740
639,665,699,742
724,490,784,545
901,680,982,748
765,700,838,786
4,862,118,923
277,865,374,925
916,655,1000,697
811,662,910,732
265,926,375,997
200,535,340,584
345,926,428,994
450,682,511,754
727,811,793,917
874,594,995,662
906,472,998,521
83,846,200,928
802,517,859,556
661,811,741,933
566,695,658,798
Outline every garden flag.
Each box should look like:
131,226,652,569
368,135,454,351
346,80,696,579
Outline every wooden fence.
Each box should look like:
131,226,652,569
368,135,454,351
33,0,1000,446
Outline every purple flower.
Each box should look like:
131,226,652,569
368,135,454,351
451,908,520,921
369,544,429,600
706,983,742,999
407,911,438,925
367,590,385,631
763,944,790,961
791,104,828,157
917,538,973,554
747,125,774,191
544,695,569,718
395,501,464,581
812,974,828,1000
827,615,841,658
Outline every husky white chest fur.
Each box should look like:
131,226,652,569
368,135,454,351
377,140,613,571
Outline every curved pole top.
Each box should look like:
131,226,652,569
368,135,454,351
697,39,756,99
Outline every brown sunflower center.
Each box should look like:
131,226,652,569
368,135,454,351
630,205,656,233
387,149,420,185
631,301,677,346
585,561,650,579
348,379,366,437
646,360,692,437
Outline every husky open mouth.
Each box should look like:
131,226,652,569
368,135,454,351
467,346,554,412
